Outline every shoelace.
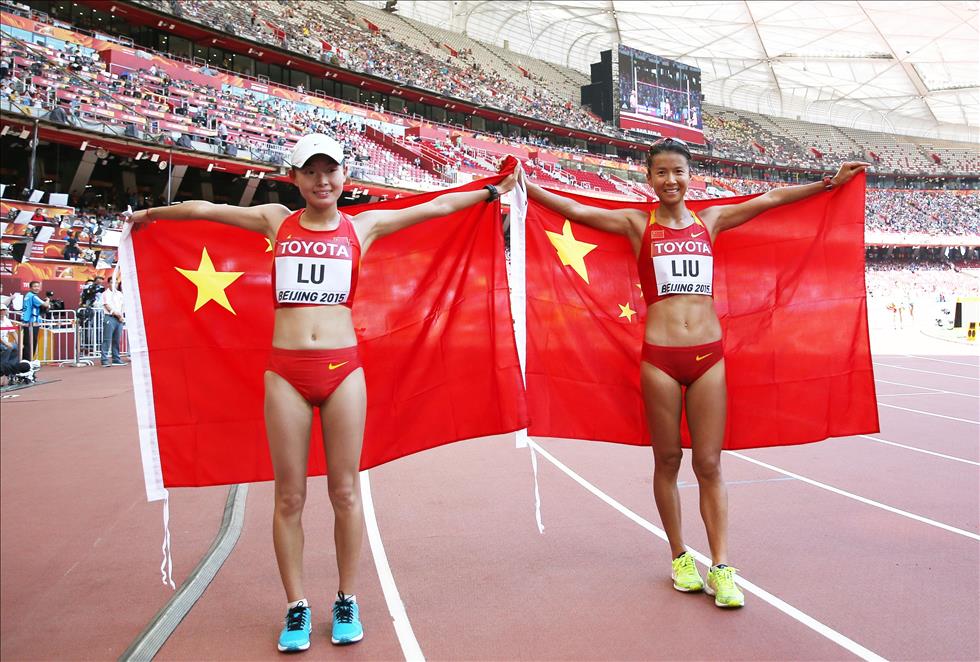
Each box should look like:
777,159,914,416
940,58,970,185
285,605,309,632
333,592,355,624
675,554,696,573
713,566,738,588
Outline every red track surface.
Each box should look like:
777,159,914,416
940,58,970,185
2,353,977,661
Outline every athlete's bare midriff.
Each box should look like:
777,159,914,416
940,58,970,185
644,294,722,347
272,305,358,349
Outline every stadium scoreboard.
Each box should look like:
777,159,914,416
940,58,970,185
582,45,704,144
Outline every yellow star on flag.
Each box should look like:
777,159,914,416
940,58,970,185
618,303,637,322
265,238,274,253
175,247,245,314
546,220,598,283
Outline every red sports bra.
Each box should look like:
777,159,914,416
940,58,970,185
637,209,714,307
272,209,361,309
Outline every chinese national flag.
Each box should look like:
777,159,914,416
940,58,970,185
121,174,527,500
525,176,878,449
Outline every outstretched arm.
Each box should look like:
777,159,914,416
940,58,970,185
355,171,517,251
522,167,644,240
702,162,869,235
127,201,291,237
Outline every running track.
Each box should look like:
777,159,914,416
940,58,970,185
1,352,977,661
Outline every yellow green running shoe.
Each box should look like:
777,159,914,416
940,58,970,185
705,564,745,608
670,551,704,592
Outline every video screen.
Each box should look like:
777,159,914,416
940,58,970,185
617,45,703,140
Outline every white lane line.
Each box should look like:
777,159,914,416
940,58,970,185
874,378,978,398
874,362,980,381
904,355,980,367
878,392,942,397
857,435,979,466
727,452,980,542
878,402,979,424
528,440,887,662
874,378,942,392
361,471,425,662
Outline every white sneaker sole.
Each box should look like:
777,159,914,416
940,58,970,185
277,641,311,652
704,584,744,608
331,632,364,645
671,571,704,592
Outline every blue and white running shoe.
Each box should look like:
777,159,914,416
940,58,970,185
331,593,363,645
277,603,311,653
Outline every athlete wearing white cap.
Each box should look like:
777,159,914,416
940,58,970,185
128,133,516,653
287,133,346,168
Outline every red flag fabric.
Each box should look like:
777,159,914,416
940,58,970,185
524,175,878,449
121,174,527,500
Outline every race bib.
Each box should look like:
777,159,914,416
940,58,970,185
652,254,713,296
275,237,353,305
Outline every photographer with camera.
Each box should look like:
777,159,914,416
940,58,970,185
101,280,125,367
20,281,49,361
78,276,106,355
44,291,65,313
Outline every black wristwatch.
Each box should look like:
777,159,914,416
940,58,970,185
483,184,500,202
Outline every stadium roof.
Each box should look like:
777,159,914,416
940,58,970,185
360,1,979,142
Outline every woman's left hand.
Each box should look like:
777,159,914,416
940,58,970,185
831,161,872,187
496,171,518,195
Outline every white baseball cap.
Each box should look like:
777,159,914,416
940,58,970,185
288,133,345,168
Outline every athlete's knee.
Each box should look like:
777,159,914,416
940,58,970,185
275,489,307,518
654,448,683,474
328,480,360,514
692,453,722,481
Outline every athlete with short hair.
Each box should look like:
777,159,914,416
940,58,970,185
130,134,516,651
521,139,867,608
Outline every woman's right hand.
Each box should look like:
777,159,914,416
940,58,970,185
125,207,152,224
